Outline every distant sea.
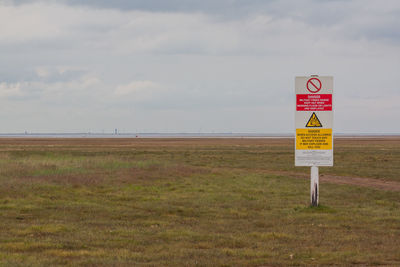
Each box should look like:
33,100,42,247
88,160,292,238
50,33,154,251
0,133,398,138
0,133,292,138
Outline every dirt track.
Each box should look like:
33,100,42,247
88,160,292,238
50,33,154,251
264,170,400,192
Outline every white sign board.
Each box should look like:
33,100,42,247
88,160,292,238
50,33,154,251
295,76,333,166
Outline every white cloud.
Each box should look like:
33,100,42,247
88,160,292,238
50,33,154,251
0,73,102,103
35,67,50,78
0,82,23,98
114,80,161,98
0,3,63,43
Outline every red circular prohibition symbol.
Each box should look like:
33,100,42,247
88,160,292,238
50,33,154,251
306,78,322,93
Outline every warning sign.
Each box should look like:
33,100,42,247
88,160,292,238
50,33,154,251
296,129,332,150
306,112,322,127
295,76,333,166
296,94,332,111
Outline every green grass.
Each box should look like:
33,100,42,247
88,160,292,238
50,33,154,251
0,138,399,266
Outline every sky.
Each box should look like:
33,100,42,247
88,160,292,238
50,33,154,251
1,0,399,134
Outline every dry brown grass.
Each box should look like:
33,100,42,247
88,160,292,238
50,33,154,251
0,137,399,266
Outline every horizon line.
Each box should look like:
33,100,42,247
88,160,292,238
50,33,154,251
0,132,399,137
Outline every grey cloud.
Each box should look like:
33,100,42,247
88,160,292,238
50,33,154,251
11,0,275,14
1,0,400,133
9,0,400,45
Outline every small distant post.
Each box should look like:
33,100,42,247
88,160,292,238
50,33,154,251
295,75,334,206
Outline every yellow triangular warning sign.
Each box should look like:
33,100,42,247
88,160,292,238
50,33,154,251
306,112,322,127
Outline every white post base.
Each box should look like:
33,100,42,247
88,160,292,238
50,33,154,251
311,166,319,206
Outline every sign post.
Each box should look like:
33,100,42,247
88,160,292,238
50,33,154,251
295,75,333,206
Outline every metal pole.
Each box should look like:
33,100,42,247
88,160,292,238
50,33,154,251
311,166,319,206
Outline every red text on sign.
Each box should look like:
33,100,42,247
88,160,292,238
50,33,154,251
296,94,332,111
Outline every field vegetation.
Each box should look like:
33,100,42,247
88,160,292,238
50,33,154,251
0,137,399,266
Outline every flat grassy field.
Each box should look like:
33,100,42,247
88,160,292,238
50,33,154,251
0,137,399,266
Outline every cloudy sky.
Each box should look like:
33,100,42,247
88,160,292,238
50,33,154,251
1,0,399,133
